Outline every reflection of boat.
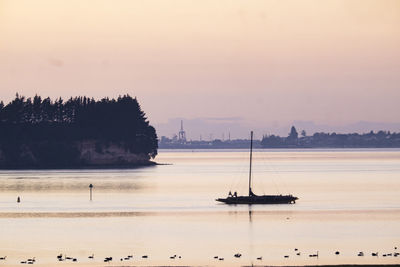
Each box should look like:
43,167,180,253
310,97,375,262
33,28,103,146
216,131,298,205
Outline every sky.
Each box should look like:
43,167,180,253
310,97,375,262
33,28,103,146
0,0,399,139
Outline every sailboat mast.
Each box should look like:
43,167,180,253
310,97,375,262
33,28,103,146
249,131,253,196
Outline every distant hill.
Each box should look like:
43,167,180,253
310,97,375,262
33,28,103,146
0,94,158,169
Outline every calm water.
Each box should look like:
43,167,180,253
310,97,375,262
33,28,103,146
0,149,399,266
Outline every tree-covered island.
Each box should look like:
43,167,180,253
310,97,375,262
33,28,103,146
0,94,158,169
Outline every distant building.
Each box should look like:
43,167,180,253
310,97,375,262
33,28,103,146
178,120,186,143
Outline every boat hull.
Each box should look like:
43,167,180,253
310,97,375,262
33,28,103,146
216,195,298,205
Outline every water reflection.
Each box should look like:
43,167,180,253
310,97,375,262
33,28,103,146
0,174,149,192
0,149,399,266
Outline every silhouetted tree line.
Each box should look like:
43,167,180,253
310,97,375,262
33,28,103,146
261,126,400,148
0,94,157,168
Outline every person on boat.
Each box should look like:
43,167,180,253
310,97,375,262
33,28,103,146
233,191,237,197
228,191,232,197
249,188,256,197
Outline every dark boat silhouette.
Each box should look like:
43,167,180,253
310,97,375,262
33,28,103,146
216,131,298,205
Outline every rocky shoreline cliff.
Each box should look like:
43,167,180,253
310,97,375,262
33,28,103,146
0,141,155,169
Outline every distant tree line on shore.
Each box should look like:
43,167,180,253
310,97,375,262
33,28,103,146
261,126,400,148
0,94,158,168
159,135,259,149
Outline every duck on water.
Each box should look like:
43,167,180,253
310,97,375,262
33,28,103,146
216,131,298,205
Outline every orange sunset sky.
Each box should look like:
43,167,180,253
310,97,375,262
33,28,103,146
0,0,399,137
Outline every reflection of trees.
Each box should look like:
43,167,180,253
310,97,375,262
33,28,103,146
0,179,144,192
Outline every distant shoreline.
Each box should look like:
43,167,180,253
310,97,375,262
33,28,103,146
158,142,400,149
159,127,400,149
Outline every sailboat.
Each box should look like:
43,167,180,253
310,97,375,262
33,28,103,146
216,131,298,205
